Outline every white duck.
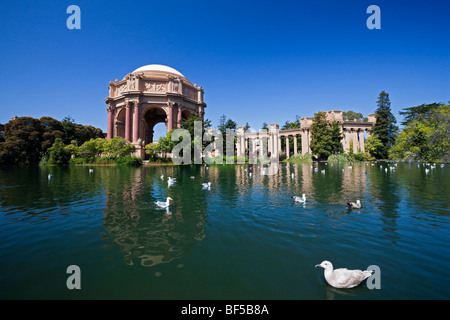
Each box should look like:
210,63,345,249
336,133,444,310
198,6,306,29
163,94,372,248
155,197,173,208
202,182,211,189
167,177,176,186
347,200,361,209
292,194,306,203
315,260,373,289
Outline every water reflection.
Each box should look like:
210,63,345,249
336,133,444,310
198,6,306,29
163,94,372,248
101,166,208,267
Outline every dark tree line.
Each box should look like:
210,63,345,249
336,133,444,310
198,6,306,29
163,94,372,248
0,116,104,165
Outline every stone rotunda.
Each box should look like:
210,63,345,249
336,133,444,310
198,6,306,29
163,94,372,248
105,64,206,158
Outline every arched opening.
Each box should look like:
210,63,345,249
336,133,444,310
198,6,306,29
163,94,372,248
115,107,126,138
142,106,167,146
152,122,167,142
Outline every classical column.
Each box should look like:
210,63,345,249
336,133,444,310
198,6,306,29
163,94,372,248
177,106,182,128
125,103,131,142
167,102,174,131
352,129,358,153
133,102,140,142
307,130,312,154
285,136,290,159
107,105,114,140
236,127,245,157
359,130,365,153
293,135,298,156
301,130,307,155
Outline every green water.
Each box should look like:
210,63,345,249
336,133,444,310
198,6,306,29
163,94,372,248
0,162,449,299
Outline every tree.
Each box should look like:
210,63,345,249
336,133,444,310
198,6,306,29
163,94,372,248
370,91,398,159
329,121,343,154
366,135,383,158
61,116,103,145
398,102,443,126
48,138,71,165
77,138,106,158
281,115,301,155
261,122,268,130
390,103,450,162
104,136,135,158
180,112,212,160
310,112,342,161
343,110,366,121
40,116,64,155
281,115,301,130
0,117,45,165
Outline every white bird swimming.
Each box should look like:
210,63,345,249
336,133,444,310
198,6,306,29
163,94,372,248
315,260,373,289
168,177,176,186
89,169,94,173
202,182,211,189
347,200,361,209
292,194,306,203
155,197,173,208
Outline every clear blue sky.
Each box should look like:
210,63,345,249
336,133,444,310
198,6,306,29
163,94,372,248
1,0,449,139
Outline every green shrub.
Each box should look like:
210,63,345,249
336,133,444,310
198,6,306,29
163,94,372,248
284,153,313,163
353,153,365,162
116,155,143,166
328,153,350,163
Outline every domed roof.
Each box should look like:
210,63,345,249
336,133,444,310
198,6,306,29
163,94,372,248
132,64,185,78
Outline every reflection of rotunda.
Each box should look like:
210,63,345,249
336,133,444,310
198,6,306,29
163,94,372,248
105,64,206,158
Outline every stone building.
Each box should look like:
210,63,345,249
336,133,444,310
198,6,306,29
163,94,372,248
105,64,206,158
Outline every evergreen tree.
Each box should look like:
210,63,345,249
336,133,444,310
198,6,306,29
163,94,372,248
370,91,398,159
310,112,329,160
310,112,343,160
329,121,343,154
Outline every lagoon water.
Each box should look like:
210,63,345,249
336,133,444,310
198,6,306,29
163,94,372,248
0,162,449,299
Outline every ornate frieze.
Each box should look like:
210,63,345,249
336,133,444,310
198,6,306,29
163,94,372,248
144,81,167,93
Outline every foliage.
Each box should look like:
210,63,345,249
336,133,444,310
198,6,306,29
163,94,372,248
115,155,143,166
281,115,301,130
77,138,106,158
103,136,135,158
179,112,212,161
389,103,450,163
310,112,343,161
0,116,103,166
0,117,45,165
343,110,367,122
40,116,64,155
399,102,443,126
145,130,176,159
327,153,351,164
370,91,398,159
261,122,268,130
365,135,383,158
61,116,103,145
284,153,313,163
48,138,71,165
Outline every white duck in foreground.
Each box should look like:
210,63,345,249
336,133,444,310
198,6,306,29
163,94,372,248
347,200,361,209
292,194,306,203
315,260,373,289
155,197,173,208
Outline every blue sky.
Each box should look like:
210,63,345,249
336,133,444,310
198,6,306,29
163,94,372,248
1,0,449,139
